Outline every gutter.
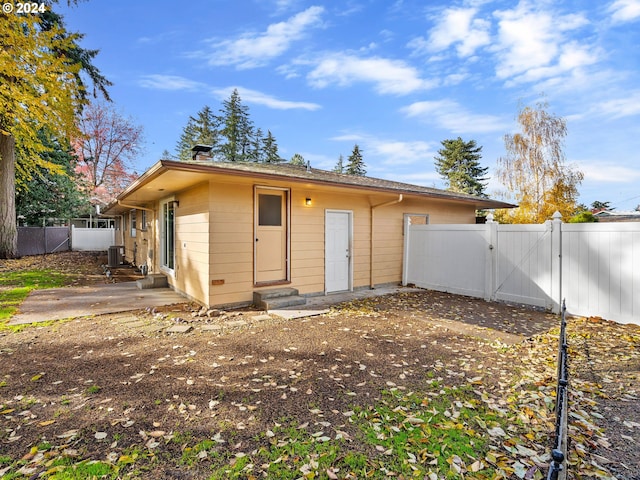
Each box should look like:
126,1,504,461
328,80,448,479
117,201,155,213
370,194,403,289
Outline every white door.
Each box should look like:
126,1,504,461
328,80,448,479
325,210,352,293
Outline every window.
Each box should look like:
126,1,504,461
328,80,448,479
161,201,175,272
258,194,282,226
140,210,147,231
403,213,429,235
130,210,137,238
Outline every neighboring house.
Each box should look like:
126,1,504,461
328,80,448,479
593,209,640,222
102,159,513,308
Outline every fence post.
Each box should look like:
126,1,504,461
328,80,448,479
485,213,497,301
550,212,563,314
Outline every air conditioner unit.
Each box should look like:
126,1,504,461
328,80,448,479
108,245,124,268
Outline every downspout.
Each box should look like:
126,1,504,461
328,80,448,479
370,194,403,289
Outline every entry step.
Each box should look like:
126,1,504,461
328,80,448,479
253,287,306,310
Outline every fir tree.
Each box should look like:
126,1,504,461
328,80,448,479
263,130,281,163
290,153,306,166
175,106,220,161
434,137,488,197
345,144,366,176
219,89,253,162
333,155,344,173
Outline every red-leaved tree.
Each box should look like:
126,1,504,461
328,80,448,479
73,102,142,207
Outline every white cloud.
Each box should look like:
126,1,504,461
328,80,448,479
212,87,320,111
608,0,640,23
593,90,640,119
492,2,593,83
580,162,640,183
331,133,435,166
385,171,441,186
307,53,434,95
138,75,206,91
409,7,491,58
401,99,509,134
196,6,324,69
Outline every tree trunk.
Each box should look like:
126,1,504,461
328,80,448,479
0,134,18,258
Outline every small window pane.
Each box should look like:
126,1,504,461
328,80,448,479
259,194,282,226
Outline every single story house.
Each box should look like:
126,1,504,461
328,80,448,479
103,158,513,308
593,209,640,222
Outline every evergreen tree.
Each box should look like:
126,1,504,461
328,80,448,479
434,137,488,197
345,144,366,176
290,153,306,166
263,130,281,163
247,128,264,163
175,106,220,161
0,6,110,257
219,89,253,162
333,155,344,173
16,132,90,225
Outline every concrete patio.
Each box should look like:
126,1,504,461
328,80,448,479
9,282,187,325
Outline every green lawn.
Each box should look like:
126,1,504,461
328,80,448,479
0,270,71,323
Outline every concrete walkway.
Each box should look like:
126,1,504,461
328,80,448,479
9,283,420,325
269,285,422,319
9,282,187,325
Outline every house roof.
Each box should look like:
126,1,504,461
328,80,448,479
104,159,516,214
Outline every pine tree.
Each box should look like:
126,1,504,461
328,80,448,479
16,132,91,225
175,106,220,161
219,89,253,162
345,145,366,176
434,137,488,197
290,153,306,166
263,130,281,163
333,155,344,173
247,128,264,163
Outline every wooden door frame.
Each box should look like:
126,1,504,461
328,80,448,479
253,185,291,286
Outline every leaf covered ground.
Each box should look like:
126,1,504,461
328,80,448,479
0,252,638,479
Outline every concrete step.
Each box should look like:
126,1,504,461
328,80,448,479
253,287,299,303
261,295,307,310
136,274,168,290
253,287,306,309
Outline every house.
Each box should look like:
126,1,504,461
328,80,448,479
102,159,513,308
593,209,640,222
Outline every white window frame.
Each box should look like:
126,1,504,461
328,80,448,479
160,198,176,277
130,210,137,238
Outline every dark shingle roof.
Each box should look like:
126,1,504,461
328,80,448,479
170,159,514,209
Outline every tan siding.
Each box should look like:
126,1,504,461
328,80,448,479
172,183,210,305
208,182,255,305
142,175,480,307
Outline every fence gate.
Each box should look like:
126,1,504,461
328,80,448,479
493,223,555,310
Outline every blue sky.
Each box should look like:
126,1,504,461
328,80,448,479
58,0,640,211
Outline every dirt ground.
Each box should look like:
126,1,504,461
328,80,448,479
1,252,638,479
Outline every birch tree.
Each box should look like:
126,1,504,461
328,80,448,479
495,100,583,223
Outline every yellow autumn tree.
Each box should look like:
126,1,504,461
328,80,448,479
0,5,109,257
493,99,583,224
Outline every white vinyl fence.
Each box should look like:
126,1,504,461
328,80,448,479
70,226,116,251
403,213,640,325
